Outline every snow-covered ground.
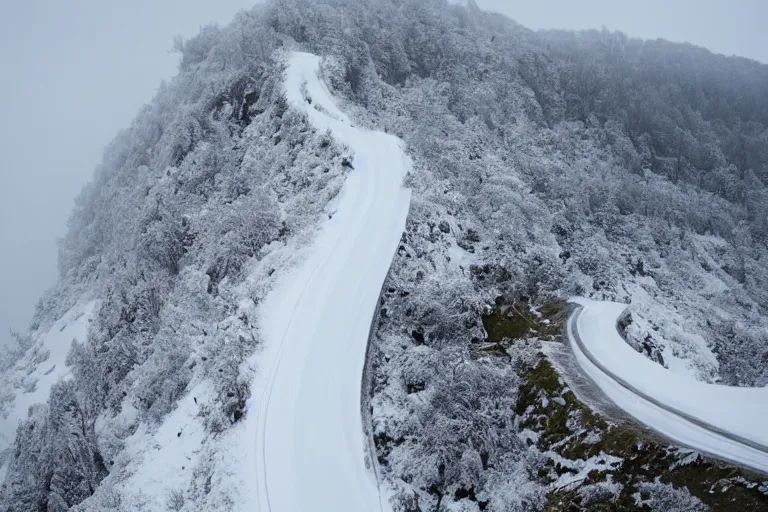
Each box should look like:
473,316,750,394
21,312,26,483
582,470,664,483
568,298,768,473
0,300,96,486
241,52,411,511
0,301,96,454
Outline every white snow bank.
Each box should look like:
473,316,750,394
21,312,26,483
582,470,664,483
569,298,768,472
108,383,210,511
0,301,97,453
244,52,411,512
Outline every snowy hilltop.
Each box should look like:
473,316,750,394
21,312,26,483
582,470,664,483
3,0,768,511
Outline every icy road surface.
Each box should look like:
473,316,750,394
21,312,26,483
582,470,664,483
249,52,410,511
568,298,768,473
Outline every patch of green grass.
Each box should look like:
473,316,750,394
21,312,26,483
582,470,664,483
517,355,768,511
483,306,532,343
482,299,568,344
516,359,606,454
661,458,768,511
515,359,562,415
538,300,570,339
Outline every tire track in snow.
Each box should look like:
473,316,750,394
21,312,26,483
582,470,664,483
254,167,374,511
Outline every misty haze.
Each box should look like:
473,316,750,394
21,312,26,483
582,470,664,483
1,1,768,510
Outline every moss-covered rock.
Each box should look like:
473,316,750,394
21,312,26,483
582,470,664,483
482,299,568,346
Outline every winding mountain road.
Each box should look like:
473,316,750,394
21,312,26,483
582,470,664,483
249,52,410,512
568,298,768,474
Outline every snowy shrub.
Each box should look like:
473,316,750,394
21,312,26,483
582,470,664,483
165,489,185,511
132,341,193,423
0,382,107,511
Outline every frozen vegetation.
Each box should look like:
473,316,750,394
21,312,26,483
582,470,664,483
2,0,768,510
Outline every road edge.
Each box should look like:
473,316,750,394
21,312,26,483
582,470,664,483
567,303,768,475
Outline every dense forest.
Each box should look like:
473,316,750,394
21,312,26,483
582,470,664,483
1,0,768,510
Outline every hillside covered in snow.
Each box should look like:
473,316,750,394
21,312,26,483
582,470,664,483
2,0,768,510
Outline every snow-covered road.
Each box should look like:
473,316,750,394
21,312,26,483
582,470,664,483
248,52,410,511
568,298,768,473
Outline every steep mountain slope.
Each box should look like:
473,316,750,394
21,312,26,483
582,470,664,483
1,0,768,511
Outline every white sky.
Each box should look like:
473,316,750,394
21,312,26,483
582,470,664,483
0,0,766,345
488,0,768,64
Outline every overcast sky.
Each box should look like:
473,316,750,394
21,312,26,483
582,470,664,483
0,0,766,345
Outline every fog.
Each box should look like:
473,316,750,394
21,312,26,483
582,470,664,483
487,0,768,65
0,0,256,346
0,0,765,346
